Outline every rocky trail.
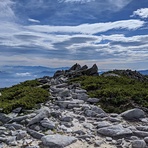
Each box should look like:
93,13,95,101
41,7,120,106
0,64,148,148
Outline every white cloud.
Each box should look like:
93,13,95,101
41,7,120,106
26,19,144,35
0,0,16,21
59,0,95,3
28,18,40,23
16,72,31,77
131,8,148,18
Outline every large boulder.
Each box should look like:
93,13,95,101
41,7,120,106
120,108,145,120
41,134,77,148
69,63,81,71
0,113,12,123
97,124,132,137
28,107,50,125
132,140,146,148
83,64,98,76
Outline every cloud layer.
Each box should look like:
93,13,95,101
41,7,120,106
0,0,148,69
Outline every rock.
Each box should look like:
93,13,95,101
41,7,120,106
69,63,81,71
133,130,148,137
87,98,100,103
144,137,148,143
40,118,56,130
12,107,22,113
97,121,112,128
75,89,87,93
91,106,106,114
84,64,98,76
136,126,148,131
56,100,84,108
16,130,27,140
84,109,97,117
41,134,77,148
60,116,73,122
0,113,12,123
59,88,71,98
28,107,50,125
121,108,145,120
95,140,103,147
5,123,23,130
81,65,88,70
27,128,44,139
97,124,132,137
106,137,112,141
132,140,146,148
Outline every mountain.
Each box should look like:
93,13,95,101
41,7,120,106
139,70,148,75
0,66,69,88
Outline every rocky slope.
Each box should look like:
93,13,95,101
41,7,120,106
0,64,148,148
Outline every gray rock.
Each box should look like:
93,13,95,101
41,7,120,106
106,137,112,141
40,118,56,130
12,107,22,113
77,93,88,101
75,89,87,93
97,124,132,137
74,130,86,135
95,140,104,147
108,117,121,122
56,100,84,108
16,130,27,140
59,88,71,98
121,108,145,120
97,121,112,128
87,98,100,103
41,134,77,148
91,106,106,114
144,137,148,143
27,128,44,139
28,107,50,125
132,140,146,148
0,126,6,130
60,116,73,122
84,109,97,117
0,113,12,123
136,126,148,131
133,130,148,137
5,123,23,130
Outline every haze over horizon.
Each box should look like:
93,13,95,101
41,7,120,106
0,0,148,70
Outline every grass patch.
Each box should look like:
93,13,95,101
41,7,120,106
70,75,148,113
0,80,49,113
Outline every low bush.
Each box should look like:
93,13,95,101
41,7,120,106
71,75,148,113
0,80,49,113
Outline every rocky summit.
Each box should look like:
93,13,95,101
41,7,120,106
0,64,148,148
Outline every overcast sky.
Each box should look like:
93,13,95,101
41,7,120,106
0,0,148,69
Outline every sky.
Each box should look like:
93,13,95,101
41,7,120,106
0,0,148,70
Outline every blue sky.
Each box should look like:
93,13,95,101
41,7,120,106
0,0,148,69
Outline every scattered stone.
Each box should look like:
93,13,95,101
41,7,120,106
28,107,50,125
121,108,145,120
27,128,44,139
41,134,77,148
87,98,100,103
0,113,12,123
132,140,146,148
97,124,132,137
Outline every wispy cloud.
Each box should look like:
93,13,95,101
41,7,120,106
131,8,148,18
28,18,40,23
26,19,144,35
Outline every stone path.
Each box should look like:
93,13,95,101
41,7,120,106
0,68,148,148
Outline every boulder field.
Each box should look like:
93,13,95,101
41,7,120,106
0,64,148,148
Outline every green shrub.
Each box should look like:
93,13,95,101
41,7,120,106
0,79,49,113
70,75,148,113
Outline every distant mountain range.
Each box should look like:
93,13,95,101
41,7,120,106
0,66,148,88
